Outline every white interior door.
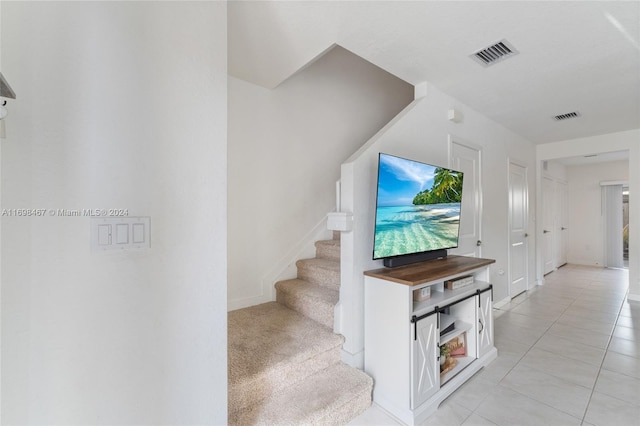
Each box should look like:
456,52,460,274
542,176,555,274
449,139,481,257
556,181,568,267
508,161,529,297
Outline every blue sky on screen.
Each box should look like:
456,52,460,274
377,154,436,207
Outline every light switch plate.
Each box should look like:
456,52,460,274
91,217,150,251
115,223,129,244
97,224,111,246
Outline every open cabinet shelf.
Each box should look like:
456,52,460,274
440,355,474,385
440,319,472,344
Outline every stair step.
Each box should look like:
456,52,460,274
296,258,340,290
228,302,344,417
229,362,373,426
275,279,339,329
315,238,341,261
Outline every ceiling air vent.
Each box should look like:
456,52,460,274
553,111,581,121
470,39,519,67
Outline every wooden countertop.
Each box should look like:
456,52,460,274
364,255,495,286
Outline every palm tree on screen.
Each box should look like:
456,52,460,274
433,168,462,203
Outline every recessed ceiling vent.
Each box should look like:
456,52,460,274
553,111,581,121
470,39,519,67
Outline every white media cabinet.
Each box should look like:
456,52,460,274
364,256,498,425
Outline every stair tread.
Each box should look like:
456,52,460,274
228,302,343,386
230,362,372,425
276,279,338,328
297,257,340,271
276,278,339,305
315,239,340,248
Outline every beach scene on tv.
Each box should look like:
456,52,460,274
373,154,463,259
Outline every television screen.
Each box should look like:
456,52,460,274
373,153,464,261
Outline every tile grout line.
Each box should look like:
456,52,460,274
579,286,630,425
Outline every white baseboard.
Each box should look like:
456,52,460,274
492,296,511,309
627,293,640,303
341,348,364,370
228,294,272,312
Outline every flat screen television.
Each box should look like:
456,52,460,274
373,153,464,267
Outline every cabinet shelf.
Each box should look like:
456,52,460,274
413,280,491,317
440,355,474,385
440,320,472,344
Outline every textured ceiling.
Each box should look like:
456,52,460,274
229,1,640,145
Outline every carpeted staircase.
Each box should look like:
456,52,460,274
228,233,373,425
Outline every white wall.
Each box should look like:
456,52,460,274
543,160,567,182
1,2,227,424
537,129,640,301
228,46,413,310
0,1,3,419
338,82,537,366
564,161,629,266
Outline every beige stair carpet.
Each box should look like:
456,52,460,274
229,235,372,425
228,302,345,416
295,258,341,290
275,278,338,329
231,363,373,426
314,238,340,260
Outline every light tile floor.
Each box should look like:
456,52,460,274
350,264,640,426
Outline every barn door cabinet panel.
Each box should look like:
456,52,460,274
411,312,438,408
364,255,498,426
